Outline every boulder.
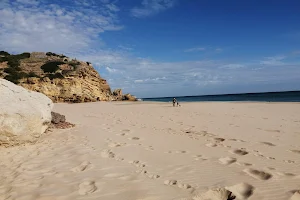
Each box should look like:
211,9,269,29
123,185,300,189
51,112,66,124
122,93,137,101
113,88,122,96
49,111,74,129
0,79,53,146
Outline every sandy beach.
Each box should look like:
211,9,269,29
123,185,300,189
1,101,300,200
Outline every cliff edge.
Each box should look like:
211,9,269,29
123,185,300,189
0,51,137,102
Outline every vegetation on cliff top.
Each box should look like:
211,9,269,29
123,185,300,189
0,51,81,83
41,61,65,73
46,52,66,58
0,52,31,84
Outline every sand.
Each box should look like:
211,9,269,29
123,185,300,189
1,101,300,200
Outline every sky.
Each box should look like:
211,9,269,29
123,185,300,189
0,0,300,98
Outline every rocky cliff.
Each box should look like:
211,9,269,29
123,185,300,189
0,51,136,102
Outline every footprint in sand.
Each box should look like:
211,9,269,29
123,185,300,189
145,146,154,151
265,167,276,171
78,180,97,195
101,149,115,158
218,157,237,165
266,156,275,160
129,160,146,168
115,156,124,161
284,160,296,164
289,150,300,154
116,133,127,136
206,143,218,147
71,161,92,172
275,172,296,177
128,137,140,140
192,155,203,160
177,182,192,189
146,174,160,179
229,139,246,142
195,157,209,161
243,168,272,180
164,180,178,186
260,142,276,146
108,142,126,148
175,150,188,154
136,169,148,175
230,149,248,156
214,138,225,143
265,129,281,133
225,182,254,199
193,188,236,200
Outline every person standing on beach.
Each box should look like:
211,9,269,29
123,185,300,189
173,98,177,107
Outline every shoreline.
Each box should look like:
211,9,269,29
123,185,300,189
113,100,300,104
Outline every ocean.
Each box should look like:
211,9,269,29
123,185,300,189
141,91,300,103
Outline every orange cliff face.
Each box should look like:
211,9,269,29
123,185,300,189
0,51,136,102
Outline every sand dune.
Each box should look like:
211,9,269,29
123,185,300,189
1,101,300,200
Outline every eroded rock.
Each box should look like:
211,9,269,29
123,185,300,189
0,79,53,146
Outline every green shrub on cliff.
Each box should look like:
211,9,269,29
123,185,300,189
0,51,10,56
28,71,39,77
4,71,28,84
4,67,18,74
0,52,30,67
46,52,53,56
4,75,20,84
41,61,65,73
46,73,64,80
46,52,66,58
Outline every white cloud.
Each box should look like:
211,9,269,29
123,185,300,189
215,48,223,52
184,46,224,53
134,80,144,83
184,47,206,52
219,64,245,69
260,55,286,66
77,50,300,98
16,0,39,6
118,45,134,51
131,0,176,18
0,0,122,53
105,66,119,73
106,3,120,12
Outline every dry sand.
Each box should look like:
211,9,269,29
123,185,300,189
1,101,300,200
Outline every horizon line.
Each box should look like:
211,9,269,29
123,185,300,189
141,90,300,99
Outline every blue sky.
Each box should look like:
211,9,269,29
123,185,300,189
0,0,300,98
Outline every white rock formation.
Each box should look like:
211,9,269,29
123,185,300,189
0,79,53,146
